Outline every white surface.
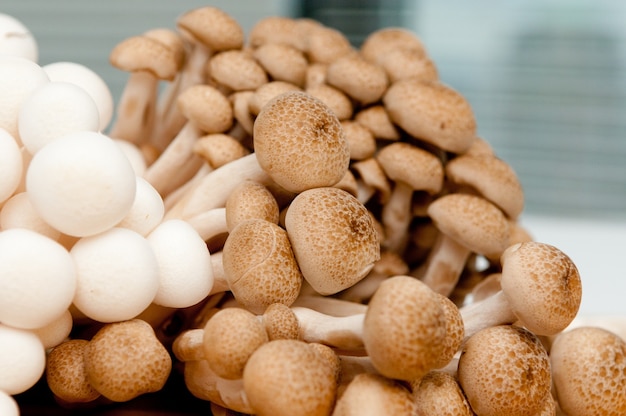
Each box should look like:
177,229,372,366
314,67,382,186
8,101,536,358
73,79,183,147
520,214,626,317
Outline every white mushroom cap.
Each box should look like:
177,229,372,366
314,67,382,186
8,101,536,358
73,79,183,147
31,309,73,349
117,176,164,236
43,61,115,131
147,219,213,308
26,131,137,237
18,81,100,154
113,139,148,175
70,227,159,322
0,13,38,62
0,228,76,329
0,323,46,395
0,191,62,240
0,56,49,141
0,128,23,204
0,390,19,416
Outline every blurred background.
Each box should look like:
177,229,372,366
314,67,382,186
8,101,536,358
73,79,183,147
3,0,626,315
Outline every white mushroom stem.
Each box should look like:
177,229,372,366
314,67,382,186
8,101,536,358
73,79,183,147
163,163,213,210
381,181,414,253
291,296,368,317
291,307,366,352
414,233,471,296
459,291,517,341
186,207,228,242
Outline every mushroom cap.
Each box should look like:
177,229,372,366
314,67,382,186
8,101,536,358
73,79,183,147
147,219,213,308
253,43,308,86
247,16,300,49
225,180,280,231
285,187,380,295
0,390,19,416
177,84,233,133
31,309,73,350
446,153,525,219
333,373,417,416
383,79,476,153
203,307,269,379
262,303,300,340
143,28,186,70
26,131,137,237
0,228,76,329
434,293,465,369
427,193,511,259
243,339,337,416
305,25,354,64
379,47,439,83
376,142,444,194
84,319,172,402
326,54,389,105
363,275,447,381
247,80,301,116
0,323,46,395
341,120,376,160
458,325,552,416
109,35,178,80
177,6,244,52
360,27,426,66
43,61,115,131
305,83,353,121
193,133,249,168
354,105,400,141
0,13,38,62
207,49,268,92
18,81,100,155
253,91,349,193
70,227,159,322
0,192,61,240
550,326,626,416
117,176,164,236
0,128,23,203
411,371,474,416
46,339,101,403
222,218,303,314
500,242,582,336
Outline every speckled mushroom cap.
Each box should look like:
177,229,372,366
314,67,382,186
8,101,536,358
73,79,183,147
247,16,300,49
206,50,268,92
354,105,400,141
550,326,626,416
446,153,525,219
253,43,308,86
261,303,301,341
434,293,465,369
326,54,389,105
247,80,301,115
46,339,101,404
176,6,244,52
109,35,178,81
83,319,172,402
176,84,233,133
411,371,474,416
376,142,444,194
458,325,551,416
427,193,511,259
202,307,268,380
305,84,353,121
363,275,447,381
225,180,279,231
253,91,350,193
284,187,380,295
383,79,477,153
360,27,427,66
193,133,249,169
500,242,582,336
243,339,337,416
378,48,439,83
333,373,417,416
305,25,354,64
143,28,186,70
341,120,376,160
222,218,303,314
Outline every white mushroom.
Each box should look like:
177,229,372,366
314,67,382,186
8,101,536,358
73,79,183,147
116,176,164,236
0,191,62,240
0,390,19,416
0,13,38,62
0,323,46,395
0,128,23,204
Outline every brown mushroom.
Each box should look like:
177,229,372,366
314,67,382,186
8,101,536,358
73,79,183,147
326,54,389,106
411,371,473,416
360,27,427,66
305,83,353,121
225,180,279,231
354,105,401,141
253,43,308,86
46,339,101,404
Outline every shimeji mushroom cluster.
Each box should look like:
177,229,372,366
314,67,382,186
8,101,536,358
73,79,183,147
1,7,625,416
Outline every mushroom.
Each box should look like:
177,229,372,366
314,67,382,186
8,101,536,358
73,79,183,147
253,42,308,86
83,319,172,402
326,54,389,106
457,325,552,416
411,371,473,416
42,61,114,132
284,187,380,295
378,47,439,84
261,303,301,341
225,180,280,231
550,326,626,415
0,13,38,62
116,176,164,236
0,390,19,416
0,323,46,395
0,228,76,330
383,79,477,153
0,128,23,204
222,218,302,314
46,339,101,404
193,133,250,169
31,309,73,350
376,142,445,254
305,83,353,121
305,25,354,64
354,105,400,141
247,80,301,116
332,373,417,416
70,227,160,323
242,339,338,416
25,131,137,237
247,16,301,49
360,27,427,67
18,81,100,155
350,157,392,204
416,193,510,297
460,241,582,339
207,49,268,93
341,120,377,161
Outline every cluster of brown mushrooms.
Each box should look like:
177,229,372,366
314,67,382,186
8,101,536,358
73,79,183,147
1,7,626,416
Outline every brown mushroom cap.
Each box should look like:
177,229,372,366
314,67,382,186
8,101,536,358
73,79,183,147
341,120,376,160
261,303,301,341
326,54,389,105
434,293,465,369
177,7,244,52
207,49,268,92
83,319,172,402
363,275,447,381
457,325,551,416
243,339,337,416
284,187,380,295
500,241,582,336
333,373,417,415
225,180,280,231
143,28,186,70
109,35,178,81
383,79,476,153
379,47,439,83
253,91,349,193
203,307,269,380
360,27,427,66
247,80,301,116
411,371,474,416
46,339,101,403
247,16,300,49
305,25,354,64
177,84,233,133
377,142,444,195
253,43,308,86
550,326,626,416
222,218,303,314
193,133,249,169
305,83,353,121
353,105,400,141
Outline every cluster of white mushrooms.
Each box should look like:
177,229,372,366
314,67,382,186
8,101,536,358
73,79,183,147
1,7,626,416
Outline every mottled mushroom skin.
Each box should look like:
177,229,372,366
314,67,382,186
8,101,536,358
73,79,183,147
46,339,101,403
412,371,473,416
253,91,349,193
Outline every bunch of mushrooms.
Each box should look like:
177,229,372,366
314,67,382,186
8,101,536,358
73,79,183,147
1,8,625,416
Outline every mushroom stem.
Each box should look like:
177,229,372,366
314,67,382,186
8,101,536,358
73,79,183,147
291,307,366,353
415,233,471,296
163,163,213,210
186,207,228,242
109,71,158,144
459,291,517,341
380,181,413,253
